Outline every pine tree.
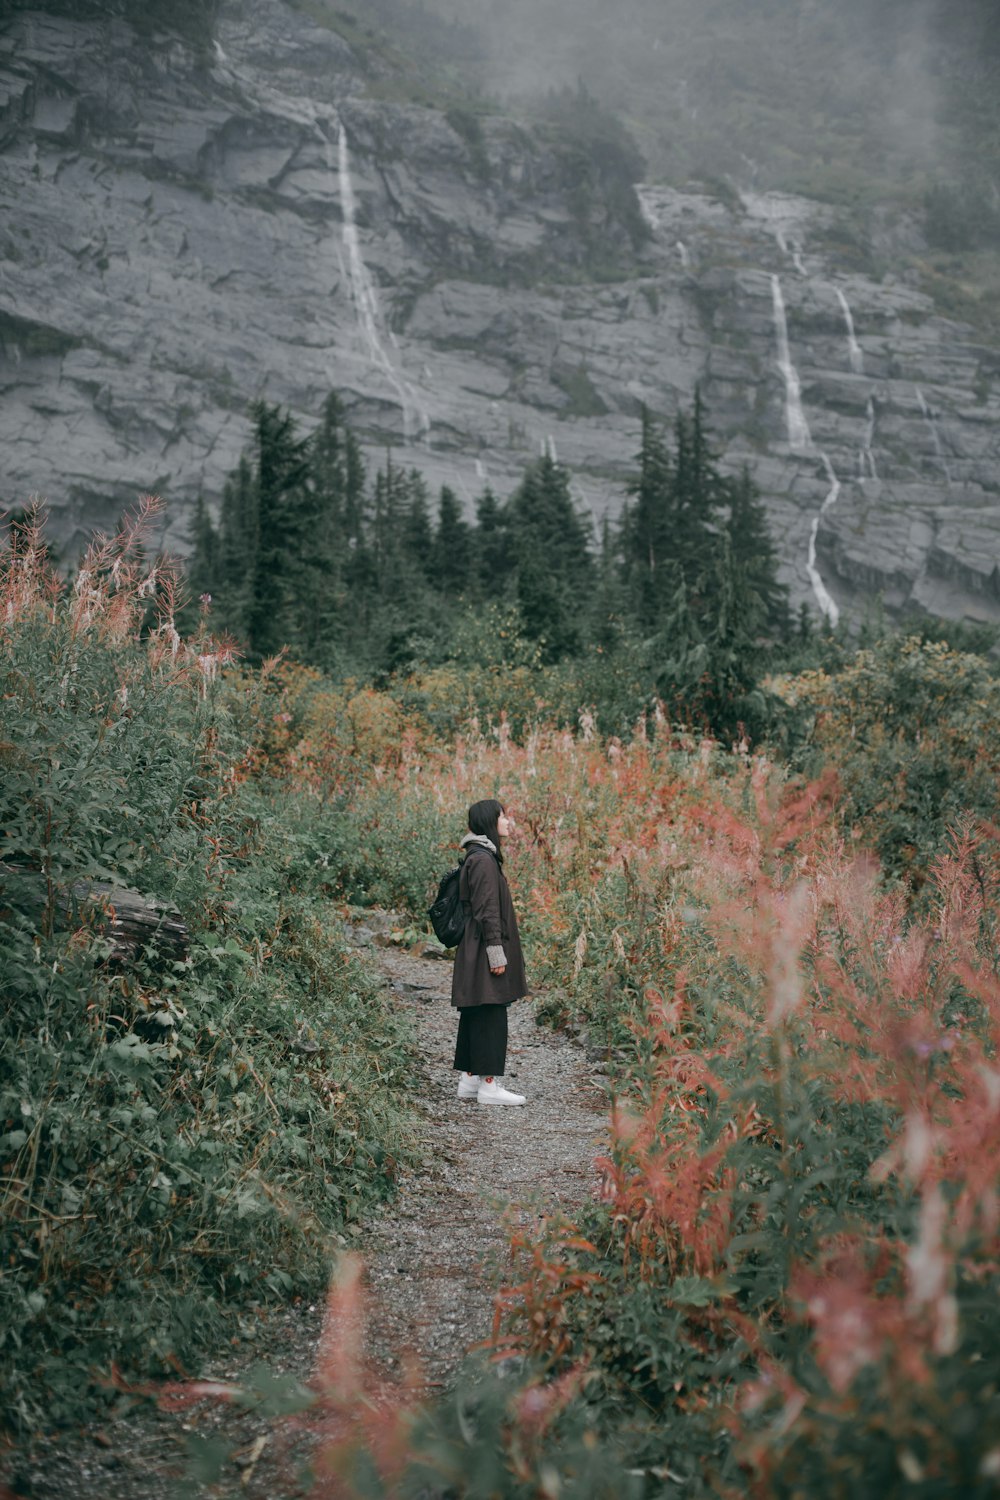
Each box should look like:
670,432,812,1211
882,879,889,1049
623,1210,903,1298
245,402,311,659
310,393,349,578
654,579,710,721
186,495,218,604
358,459,439,674
798,601,813,642
217,454,256,637
430,485,472,595
726,465,788,635
620,394,786,734
621,405,675,630
369,458,398,595
592,511,627,647
620,394,738,637
403,470,435,580
473,486,511,595
695,525,780,739
704,529,759,709
293,392,352,663
339,425,372,655
344,428,367,551
507,454,593,660
671,387,725,604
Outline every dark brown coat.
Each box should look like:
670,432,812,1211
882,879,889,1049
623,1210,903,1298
450,846,528,1008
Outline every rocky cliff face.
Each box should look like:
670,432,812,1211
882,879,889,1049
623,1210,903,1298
1,0,998,624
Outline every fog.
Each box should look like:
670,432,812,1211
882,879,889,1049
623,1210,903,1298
382,0,999,199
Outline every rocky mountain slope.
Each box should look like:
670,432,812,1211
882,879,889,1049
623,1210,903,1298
1,0,998,623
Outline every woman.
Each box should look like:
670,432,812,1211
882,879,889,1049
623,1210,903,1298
451,798,528,1106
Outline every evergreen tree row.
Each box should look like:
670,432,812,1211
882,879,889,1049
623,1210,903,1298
186,390,788,728
617,391,790,723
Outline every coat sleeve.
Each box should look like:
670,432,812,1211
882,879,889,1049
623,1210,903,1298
464,853,504,947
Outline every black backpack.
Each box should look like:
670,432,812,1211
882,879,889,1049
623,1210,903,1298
428,860,466,947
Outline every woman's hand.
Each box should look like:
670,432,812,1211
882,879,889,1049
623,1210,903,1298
490,963,506,976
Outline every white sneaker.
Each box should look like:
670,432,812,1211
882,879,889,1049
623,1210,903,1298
477,1079,526,1106
457,1073,481,1100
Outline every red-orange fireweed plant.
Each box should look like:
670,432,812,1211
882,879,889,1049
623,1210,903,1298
302,1257,629,1499
306,1255,423,1499
162,635,1000,1492
297,708,1000,1489
155,1249,645,1499
482,765,1000,1493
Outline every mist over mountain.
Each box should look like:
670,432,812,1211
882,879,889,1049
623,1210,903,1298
367,0,999,205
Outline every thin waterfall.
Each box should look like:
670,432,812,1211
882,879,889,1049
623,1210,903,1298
636,188,659,232
336,122,430,442
806,454,841,625
861,396,878,480
916,387,952,484
835,288,864,374
475,459,485,480
744,192,807,273
768,276,840,619
546,434,559,463
677,240,690,268
771,275,812,451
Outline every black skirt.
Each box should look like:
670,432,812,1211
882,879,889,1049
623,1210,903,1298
453,1003,509,1077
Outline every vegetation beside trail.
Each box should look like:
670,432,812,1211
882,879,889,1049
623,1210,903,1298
4,433,1000,1492
0,505,415,1431
299,682,1000,1496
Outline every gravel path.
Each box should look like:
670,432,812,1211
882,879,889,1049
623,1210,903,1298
3,929,607,1499
362,941,607,1392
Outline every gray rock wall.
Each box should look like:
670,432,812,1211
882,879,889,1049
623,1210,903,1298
1,1,998,625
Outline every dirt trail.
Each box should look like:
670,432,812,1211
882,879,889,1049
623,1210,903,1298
4,929,606,1499
362,941,607,1392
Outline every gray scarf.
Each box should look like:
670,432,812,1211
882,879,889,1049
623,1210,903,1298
460,833,498,854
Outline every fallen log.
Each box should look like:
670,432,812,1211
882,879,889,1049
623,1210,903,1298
1,863,189,964
68,878,189,964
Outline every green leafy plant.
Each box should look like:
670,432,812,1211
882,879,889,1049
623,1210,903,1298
784,635,1000,885
0,505,416,1430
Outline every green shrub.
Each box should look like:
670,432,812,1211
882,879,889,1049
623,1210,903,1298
0,508,416,1429
783,636,1000,884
